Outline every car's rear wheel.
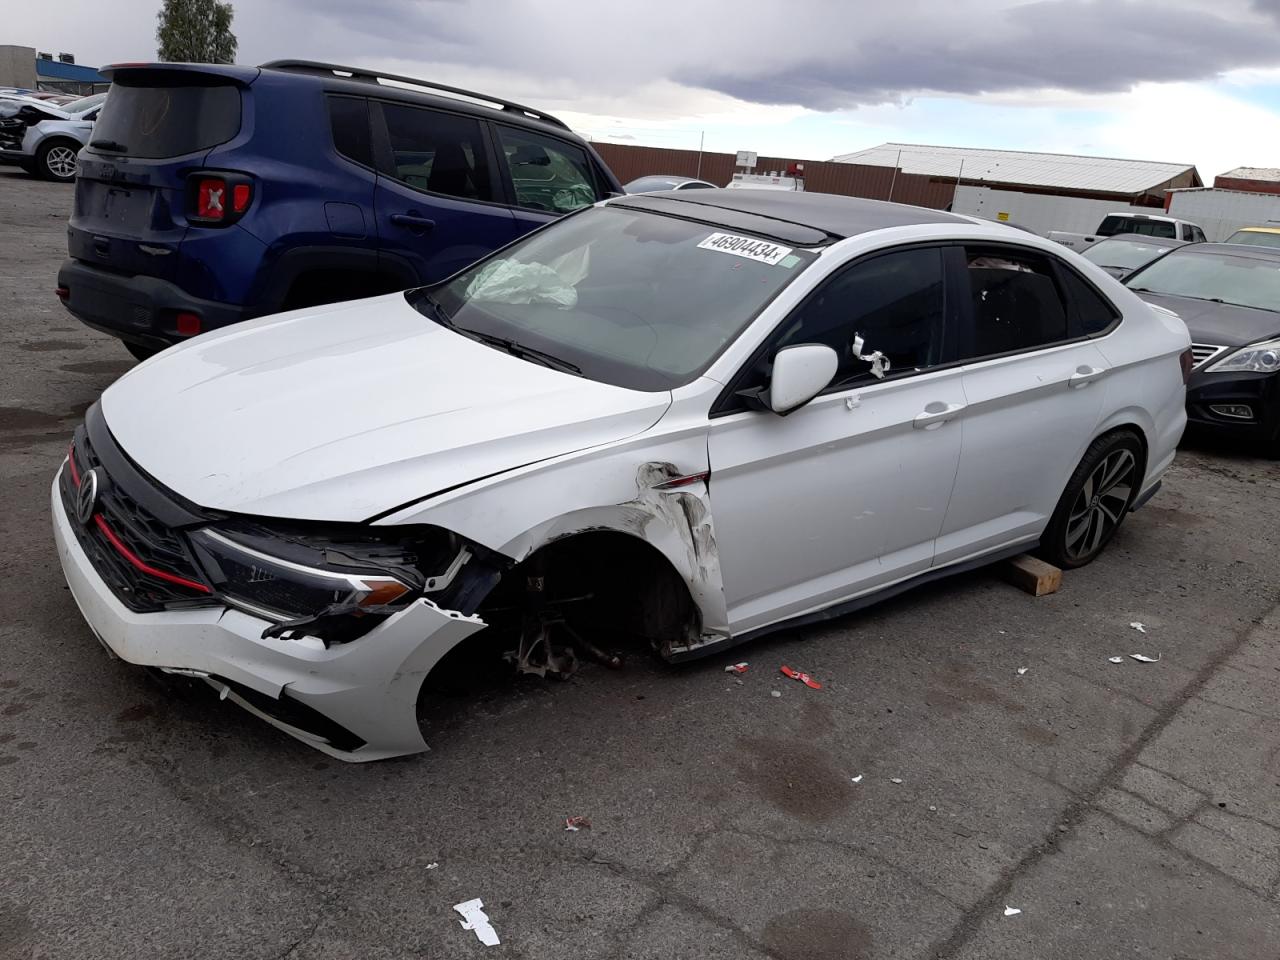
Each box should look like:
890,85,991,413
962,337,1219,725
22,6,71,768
37,139,80,182
1040,430,1144,569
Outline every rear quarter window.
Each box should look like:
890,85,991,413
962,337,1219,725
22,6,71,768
1059,267,1121,335
327,96,373,168
91,81,240,159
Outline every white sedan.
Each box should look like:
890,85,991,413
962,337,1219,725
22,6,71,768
51,190,1190,760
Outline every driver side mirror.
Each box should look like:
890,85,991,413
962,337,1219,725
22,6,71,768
768,344,838,415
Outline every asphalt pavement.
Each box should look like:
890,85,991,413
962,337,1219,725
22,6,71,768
2,168,1279,959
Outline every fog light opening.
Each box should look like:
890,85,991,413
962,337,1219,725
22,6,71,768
1209,403,1254,421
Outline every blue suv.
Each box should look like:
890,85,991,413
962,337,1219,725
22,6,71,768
57,60,622,359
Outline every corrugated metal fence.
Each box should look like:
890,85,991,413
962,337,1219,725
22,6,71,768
591,142,956,210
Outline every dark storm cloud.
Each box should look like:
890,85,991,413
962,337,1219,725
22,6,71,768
683,0,1280,108
241,0,1280,110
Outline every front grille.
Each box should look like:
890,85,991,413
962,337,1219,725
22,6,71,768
62,431,216,613
1191,343,1227,369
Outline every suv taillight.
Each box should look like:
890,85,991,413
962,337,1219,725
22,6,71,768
187,171,253,226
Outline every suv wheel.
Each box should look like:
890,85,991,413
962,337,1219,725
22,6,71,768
37,139,80,182
1040,430,1144,569
125,343,159,362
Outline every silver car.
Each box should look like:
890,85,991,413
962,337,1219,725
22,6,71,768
0,92,106,182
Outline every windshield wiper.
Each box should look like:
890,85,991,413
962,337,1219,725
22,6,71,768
465,330,582,375
89,139,127,152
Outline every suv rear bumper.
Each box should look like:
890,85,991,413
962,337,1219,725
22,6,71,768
57,258,249,350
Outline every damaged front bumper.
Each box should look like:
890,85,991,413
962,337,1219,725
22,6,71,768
51,475,486,761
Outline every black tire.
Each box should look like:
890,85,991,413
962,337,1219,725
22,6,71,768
124,342,159,362
36,138,81,182
1039,430,1144,569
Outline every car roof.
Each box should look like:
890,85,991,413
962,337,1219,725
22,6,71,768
1233,226,1280,235
628,175,701,184
1162,242,1280,262
611,191,971,245
1095,233,1186,247
104,60,586,143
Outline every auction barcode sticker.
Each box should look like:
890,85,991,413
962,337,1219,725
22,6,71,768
697,232,794,265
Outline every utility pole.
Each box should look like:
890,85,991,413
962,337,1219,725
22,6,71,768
888,147,902,202
696,131,704,179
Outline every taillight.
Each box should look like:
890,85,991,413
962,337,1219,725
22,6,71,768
1179,347,1194,384
196,178,226,220
188,171,253,226
175,312,202,337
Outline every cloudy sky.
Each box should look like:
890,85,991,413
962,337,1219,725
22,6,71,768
13,0,1280,178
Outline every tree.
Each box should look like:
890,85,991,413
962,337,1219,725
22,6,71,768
156,0,238,64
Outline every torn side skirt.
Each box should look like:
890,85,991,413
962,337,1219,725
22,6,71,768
661,630,736,663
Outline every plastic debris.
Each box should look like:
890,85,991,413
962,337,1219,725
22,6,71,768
1129,653,1162,663
1108,656,1124,664
890,778,904,784
1129,622,1147,633
724,662,749,674
1016,667,1029,676
928,805,938,812
780,665,822,689
770,690,782,698
851,774,863,784
564,816,591,832
454,899,501,946
426,862,439,870
1004,906,1022,917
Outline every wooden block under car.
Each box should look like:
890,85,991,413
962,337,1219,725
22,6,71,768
1000,554,1062,596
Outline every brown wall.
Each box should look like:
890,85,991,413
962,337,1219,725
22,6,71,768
1213,176,1280,196
591,142,956,209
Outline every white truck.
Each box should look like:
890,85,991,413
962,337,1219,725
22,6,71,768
1048,212,1206,250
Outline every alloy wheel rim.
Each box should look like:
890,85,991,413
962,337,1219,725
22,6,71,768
1064,449,1135,561
47,146,78,179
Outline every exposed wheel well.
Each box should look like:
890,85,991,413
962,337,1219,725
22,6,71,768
421,530,701,704
280,269,406,311
481,530,701,654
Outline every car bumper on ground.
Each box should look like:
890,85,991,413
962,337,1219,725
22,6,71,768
56,257,250,351
1186,368,1280,445
51,470,486,761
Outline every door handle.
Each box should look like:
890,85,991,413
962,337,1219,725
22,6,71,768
913,401,966,430
1069,365,1108,389
390,212,436,231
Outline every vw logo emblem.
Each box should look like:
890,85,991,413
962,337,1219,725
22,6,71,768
76,468,102,526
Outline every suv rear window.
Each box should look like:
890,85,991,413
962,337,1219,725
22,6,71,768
91,81,240,159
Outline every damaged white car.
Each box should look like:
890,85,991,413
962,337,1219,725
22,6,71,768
52,191,1190,760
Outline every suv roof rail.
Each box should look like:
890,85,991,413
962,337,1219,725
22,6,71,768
261,59,571,130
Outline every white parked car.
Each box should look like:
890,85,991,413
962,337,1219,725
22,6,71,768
0,92,106,181
52,192,1190,760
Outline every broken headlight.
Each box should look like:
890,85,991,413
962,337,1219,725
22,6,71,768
187,520,461,644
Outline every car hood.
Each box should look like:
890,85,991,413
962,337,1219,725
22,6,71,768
101,294,672,522
1131,292,1280,348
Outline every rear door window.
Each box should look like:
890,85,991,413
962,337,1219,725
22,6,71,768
960,247,1070,358
380,103,494,202
495,126,603,213
90,81,240,158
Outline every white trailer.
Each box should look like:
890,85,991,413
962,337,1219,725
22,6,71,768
951,185,1167,237
1165,188,1280,241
